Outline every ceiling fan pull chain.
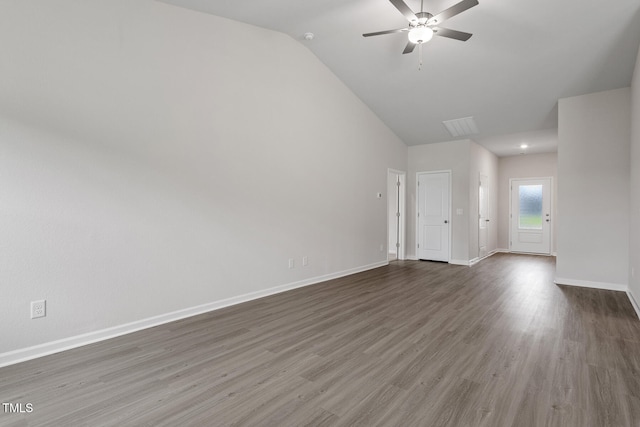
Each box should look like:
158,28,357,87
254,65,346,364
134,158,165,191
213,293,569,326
418,43,423,70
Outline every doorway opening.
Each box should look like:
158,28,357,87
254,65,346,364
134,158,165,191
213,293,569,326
388,169,406,261
509,177,552,255
478,173,489,259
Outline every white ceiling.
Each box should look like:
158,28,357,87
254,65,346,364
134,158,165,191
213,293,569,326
159,0,640,155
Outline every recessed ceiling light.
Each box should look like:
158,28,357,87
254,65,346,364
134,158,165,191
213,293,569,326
304,32,314,41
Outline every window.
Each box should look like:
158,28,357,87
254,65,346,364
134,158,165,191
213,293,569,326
518,185,543,229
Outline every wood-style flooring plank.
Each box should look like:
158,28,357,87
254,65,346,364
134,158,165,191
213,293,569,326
1,253,640,426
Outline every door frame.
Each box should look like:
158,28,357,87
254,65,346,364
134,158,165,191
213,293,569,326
416,170,452,262
387,169,406,261
508,176,553,255
478,173,489,259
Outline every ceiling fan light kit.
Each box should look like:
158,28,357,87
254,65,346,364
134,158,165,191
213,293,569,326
363,0,478,62
408,26,433,44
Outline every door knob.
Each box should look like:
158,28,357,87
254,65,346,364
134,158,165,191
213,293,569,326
444,220,448,224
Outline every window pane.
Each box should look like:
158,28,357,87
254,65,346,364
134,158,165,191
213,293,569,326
519,185,542,229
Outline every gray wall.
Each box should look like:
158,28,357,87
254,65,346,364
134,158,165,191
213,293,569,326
0,1,407,359
407,140,498,264
630,44,640,308
557,88,631,288
469,142,499,261
407,140,471,263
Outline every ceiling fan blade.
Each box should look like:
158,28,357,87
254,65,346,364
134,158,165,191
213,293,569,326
427,0,478,25
403,41,417,54
389,0,418,22
363,28,409,37
433,27,473,41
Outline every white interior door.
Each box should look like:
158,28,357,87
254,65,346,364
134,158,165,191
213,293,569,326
478,173,489,258
418,172,450,262
510,178,551,254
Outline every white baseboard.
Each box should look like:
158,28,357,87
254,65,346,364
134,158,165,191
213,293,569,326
0,261,388,368
408,251,498,266
628,290,640,320
469,250,498,266
554,277,628,293
496,249,557,258
407,256,466,264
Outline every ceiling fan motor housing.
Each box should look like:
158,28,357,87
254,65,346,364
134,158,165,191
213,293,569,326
413,11,433,25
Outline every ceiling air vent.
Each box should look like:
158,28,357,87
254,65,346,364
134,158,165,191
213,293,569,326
443,116,479,138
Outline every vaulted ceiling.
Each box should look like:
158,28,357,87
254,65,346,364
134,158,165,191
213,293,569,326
159,0,640,154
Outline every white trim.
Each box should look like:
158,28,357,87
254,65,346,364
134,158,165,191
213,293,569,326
478,172,490,259
450,259,469,266
0,261,388,368
469,250,498,266
387,169,407,261
416,170,452,263
627,290,640,320
554,277,628,293
509,177,553,255
497,248,556,258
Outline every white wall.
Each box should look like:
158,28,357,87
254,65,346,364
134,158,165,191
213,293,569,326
497,153,558,252
0,1,407,360
407,140,498,264
407,140,471,262
557,88,631,289
469,141,499,261
630,45,640,310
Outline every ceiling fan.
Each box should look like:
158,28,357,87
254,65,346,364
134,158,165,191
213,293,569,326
363,0,479,54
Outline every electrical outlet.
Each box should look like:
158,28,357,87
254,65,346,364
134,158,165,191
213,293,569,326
288,258,295,269
31,300,46,319
302,256,308,266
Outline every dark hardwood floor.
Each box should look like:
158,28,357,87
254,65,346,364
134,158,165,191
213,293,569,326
1,253,640,426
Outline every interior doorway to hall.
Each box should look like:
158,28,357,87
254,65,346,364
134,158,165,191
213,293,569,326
387,169,406,261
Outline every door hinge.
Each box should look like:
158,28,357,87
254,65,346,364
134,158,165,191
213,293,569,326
396,212,401,217
396,243,400,248
418,243,420,248
397,181,401,187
